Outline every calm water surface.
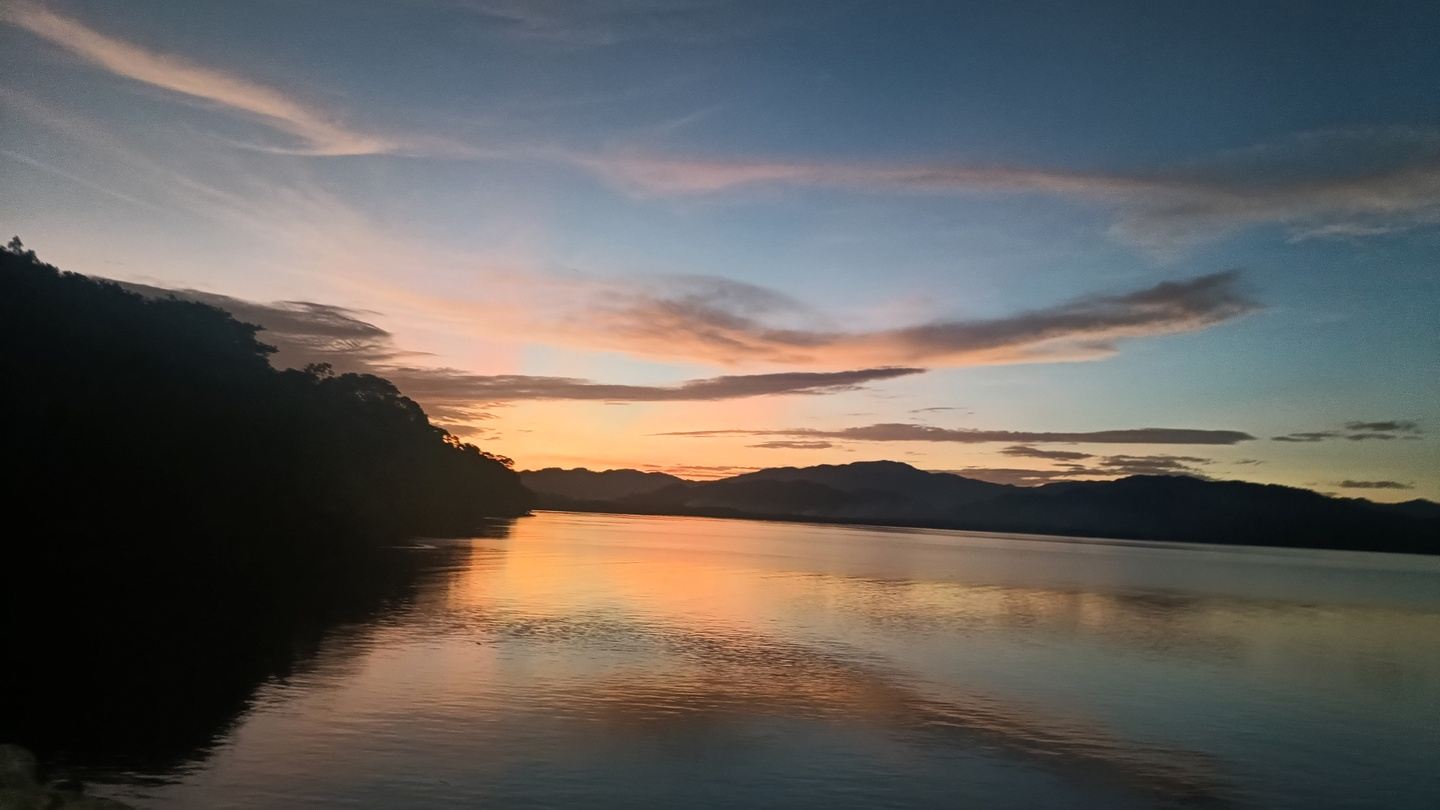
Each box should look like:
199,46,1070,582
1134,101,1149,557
98,512,1440,808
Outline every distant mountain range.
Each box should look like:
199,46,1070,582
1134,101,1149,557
520,461,1440,554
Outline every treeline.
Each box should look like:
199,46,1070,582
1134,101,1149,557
1,238,529,566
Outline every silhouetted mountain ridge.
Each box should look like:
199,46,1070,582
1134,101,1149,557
521,461,1439,554
521,467,684,502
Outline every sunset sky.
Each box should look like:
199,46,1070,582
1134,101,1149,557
2,0,1436,499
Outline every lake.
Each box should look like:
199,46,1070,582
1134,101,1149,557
87,511,1440,808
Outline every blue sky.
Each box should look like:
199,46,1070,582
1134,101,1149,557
2,0,1437,497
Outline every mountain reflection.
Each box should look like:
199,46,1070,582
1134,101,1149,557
439,532,1236,804
49,513,1440,809
469,613,1230,804
1,520,518,778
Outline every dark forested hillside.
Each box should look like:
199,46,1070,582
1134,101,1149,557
0,241,532,762
520,467,684,503
1,239,530,556
522,461,1440,554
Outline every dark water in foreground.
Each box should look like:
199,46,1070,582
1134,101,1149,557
87,512,1440,808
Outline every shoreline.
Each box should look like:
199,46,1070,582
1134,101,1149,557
532,505,1440,558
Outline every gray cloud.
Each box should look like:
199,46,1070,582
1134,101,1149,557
1272,432,1337,443
1344,420,1420,433
663,423,1254,445
1092,454,1212,476
384,366,924,402
748,440,837,450
958,452,1219,486
1001,445,1094,461
591,271,1259,366
1337,480,1414,490
641,463,760,480
872,272,1257,364
951,467,1084,486
1274,420,1422,443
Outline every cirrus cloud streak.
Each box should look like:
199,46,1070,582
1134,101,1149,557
580,129,1440,253
12,2,1434,256
3,2,401,155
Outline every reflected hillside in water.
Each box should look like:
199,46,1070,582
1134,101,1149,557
93,512,1440,808
429,516,1439,804
1,520,519,778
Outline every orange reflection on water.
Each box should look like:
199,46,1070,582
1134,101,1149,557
126,512,1440,809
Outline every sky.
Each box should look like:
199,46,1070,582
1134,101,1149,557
2,0,1437,499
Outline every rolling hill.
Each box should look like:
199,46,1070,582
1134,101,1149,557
520,461,1440,554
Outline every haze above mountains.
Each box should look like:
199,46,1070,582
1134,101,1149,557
521,462,1440,555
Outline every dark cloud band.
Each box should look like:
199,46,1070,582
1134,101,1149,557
385,366,924,402
663,423,1254,445
1274,420,1422,443
1337,480,1414,490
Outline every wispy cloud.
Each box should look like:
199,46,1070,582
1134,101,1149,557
81,149,1256,372
1336,480,1414,490
579,271,1259,366
1273,420,1422,442
37,141,1258,372
1272,432,1339,443
121,281,921,412
384,366,924,402
1344,420,1421,433
0,148,168,213
581,129,1440,253
959,452,1219,486
640,463,759,479
11,2,1436,256
442,0,832,46
2,2,401,155
116,277,1257,451
1001,445,1093,461
1094,454,1213,476
9,71,1258,375
663,423,1254,445
950,467,1084,486
581,151,1152,196
748,440,837,450
1287,222,1412,242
